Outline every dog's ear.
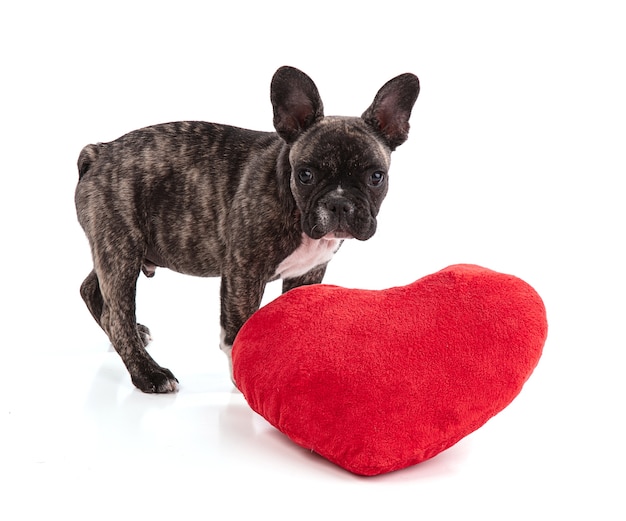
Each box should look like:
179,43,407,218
362,73,420,151
271,66,324,144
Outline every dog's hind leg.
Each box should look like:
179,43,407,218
80,270,104,326
80,269,151,347
93,244,178,393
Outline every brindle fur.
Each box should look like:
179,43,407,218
75,66,419,393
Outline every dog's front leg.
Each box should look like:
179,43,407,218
219,275,266,381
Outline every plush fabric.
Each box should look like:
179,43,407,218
232,264,547,476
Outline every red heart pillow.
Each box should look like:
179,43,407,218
232,264,547,476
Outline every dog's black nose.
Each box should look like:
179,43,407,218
324,196,355,216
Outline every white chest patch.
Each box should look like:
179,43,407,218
275,234,341,280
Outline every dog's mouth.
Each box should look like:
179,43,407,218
323,230,354,240
304,197,374,241
306,221,371,241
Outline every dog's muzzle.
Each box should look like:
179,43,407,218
306,193,375,241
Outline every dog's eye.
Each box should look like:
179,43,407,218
298,169,314,185
370,171,385,186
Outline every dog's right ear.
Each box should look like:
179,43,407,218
271,66,324,144
362,73,420,151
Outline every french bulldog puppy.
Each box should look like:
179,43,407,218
75,66,419,393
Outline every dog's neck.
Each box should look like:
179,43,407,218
274,234,342,280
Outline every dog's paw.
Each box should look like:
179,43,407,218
137,323,152,347
131,366,179,394
219,335,238,389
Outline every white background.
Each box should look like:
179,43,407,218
2,1,624,519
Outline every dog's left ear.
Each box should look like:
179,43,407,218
271,66,324,144
362,73,420,151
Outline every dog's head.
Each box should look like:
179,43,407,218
271,66,419,241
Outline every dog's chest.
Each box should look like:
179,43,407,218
275,234,341,280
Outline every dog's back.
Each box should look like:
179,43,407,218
77,121,276,183
75,121,283,277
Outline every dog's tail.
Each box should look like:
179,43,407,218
77,144,100,180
